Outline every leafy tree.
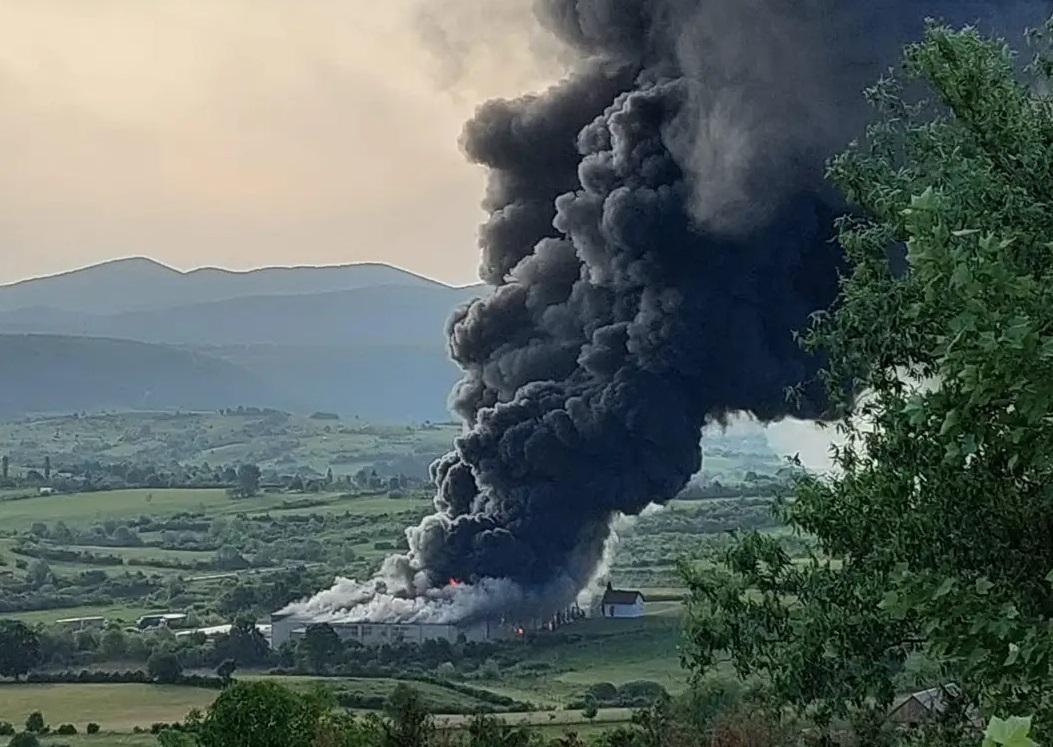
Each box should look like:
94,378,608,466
380,684,433,747
464,714,534,747
314,711,375,747
147,650,183,683
74,629,99,652
235,464,261,498
112,525,142,546
7,733,40,747
216,658,237,685
100,627,127,659
215,546,249,570
0,621,41,681
685,19,1053,734
23,713,43,734
582,697,599,721
214,618,269,666
26,559,51,589
50,521,73,544
298,624,342,673
197,681,328,747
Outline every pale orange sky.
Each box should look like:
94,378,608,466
0,1,561,286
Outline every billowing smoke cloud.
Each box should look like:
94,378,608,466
286,0,1049,623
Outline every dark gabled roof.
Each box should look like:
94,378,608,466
890,684,963,716
602,588,645,606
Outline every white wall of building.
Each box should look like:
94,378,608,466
603,598,645,618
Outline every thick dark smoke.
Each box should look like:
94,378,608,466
288,0,1049,623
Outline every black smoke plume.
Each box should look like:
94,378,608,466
288,0,1049,623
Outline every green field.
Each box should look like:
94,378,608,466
39,737,158,747
0,412,462,481
0,488,355,531
0,488,433,531
249,675,513,714
491,606,688,706
0,683,635,747
1,604,165,626
0,683,217,731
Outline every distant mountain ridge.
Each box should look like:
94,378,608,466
0,283,481,347
0,257,485,421
0,256,473,314
0,334,275,418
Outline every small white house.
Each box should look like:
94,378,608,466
600,583,645,618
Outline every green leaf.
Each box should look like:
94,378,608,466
983,716,1035,747
940,409,961,435
1005,642,1020,666
934,577,955,598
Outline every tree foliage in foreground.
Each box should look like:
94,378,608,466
685,19,1053,735
0,621,41,682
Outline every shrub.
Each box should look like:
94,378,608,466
582,697,598,721
585,682,618,702
7,734,40,747
55,724,77,735
23,713,44,734
147,651,183,683
618,680,668,702
709,706,787,747
478,658,499,680
0,724,12,737
86,723,100,734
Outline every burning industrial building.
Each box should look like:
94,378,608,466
281,0,1049,627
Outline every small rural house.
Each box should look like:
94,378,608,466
600,583,645,618
887,685,979,729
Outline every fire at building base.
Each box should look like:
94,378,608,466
270,604,590,649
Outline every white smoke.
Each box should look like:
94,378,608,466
574,505,666,610
765,418,841,474
280,545,594,624
279,574,530,624
284,508,665,624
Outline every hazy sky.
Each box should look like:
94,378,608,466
0,1,560,286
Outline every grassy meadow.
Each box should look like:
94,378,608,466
0,683,217,731
0,412,462,481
